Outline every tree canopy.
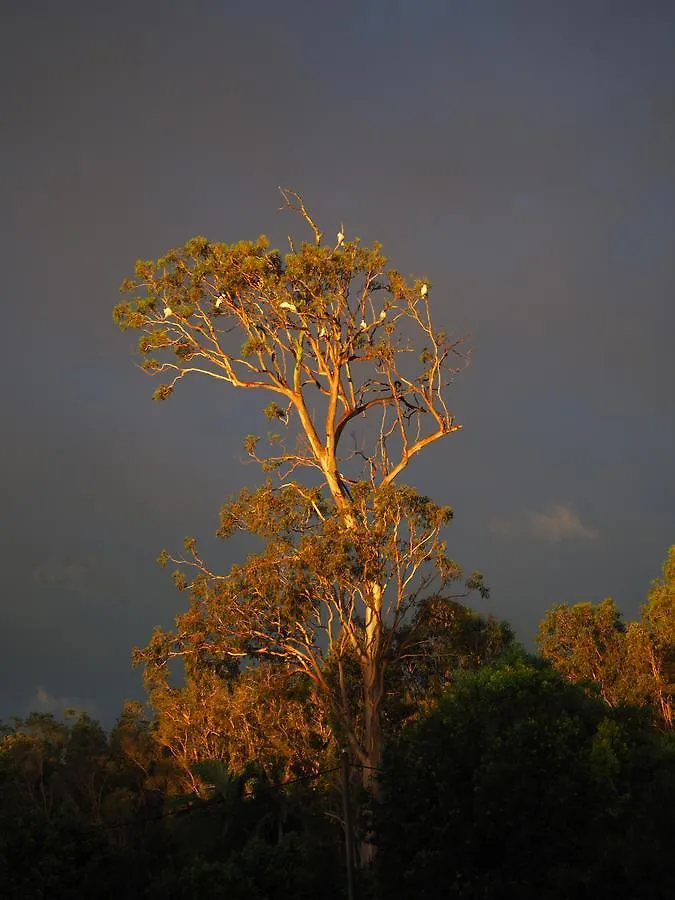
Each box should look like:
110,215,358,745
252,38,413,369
114,189,465,498
114,191,487,803
538,546,675,729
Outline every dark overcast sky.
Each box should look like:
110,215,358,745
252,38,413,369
2,0,674,726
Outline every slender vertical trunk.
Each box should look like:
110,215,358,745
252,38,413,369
363,584,384,780
359,582,385,865
341,749,356,900
359,684,381,867
362,660,383,793
327,471,387,865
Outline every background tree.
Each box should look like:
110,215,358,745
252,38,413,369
538,547,675,729
392,598,514,709
537,598,636,707
145,663,332,794
638,545,675,727
115,191,486,796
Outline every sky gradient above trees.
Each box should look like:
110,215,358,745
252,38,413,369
1,0,674,724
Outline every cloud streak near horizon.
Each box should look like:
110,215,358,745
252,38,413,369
490,504,601,545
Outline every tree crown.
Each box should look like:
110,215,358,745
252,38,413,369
114,191,466,503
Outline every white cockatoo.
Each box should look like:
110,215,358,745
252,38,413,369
279,301,297,313
420,283,428,298
360,319,368,330
379,309,386,320
215,295,225,308
337,223,344,246
163,306,173,318
318,325,327,338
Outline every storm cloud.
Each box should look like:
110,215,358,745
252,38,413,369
2,0,673,725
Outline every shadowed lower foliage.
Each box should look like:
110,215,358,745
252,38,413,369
375,654,675,900
2,635,675,897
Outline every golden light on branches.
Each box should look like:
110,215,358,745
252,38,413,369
115,190,467,505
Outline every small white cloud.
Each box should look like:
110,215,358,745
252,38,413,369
527,504,600,544
34,686,96,718
36,686,53,706
490,503,600,545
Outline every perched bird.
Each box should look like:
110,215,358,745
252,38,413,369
318,325,327,338
379,309,387,320
420,283,428,298
279,301,297,313
215,295,225,308
360,319,368,330
337,224,344,246
163,306,173,318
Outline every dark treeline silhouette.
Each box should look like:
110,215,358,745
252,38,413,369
2,546,674,899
